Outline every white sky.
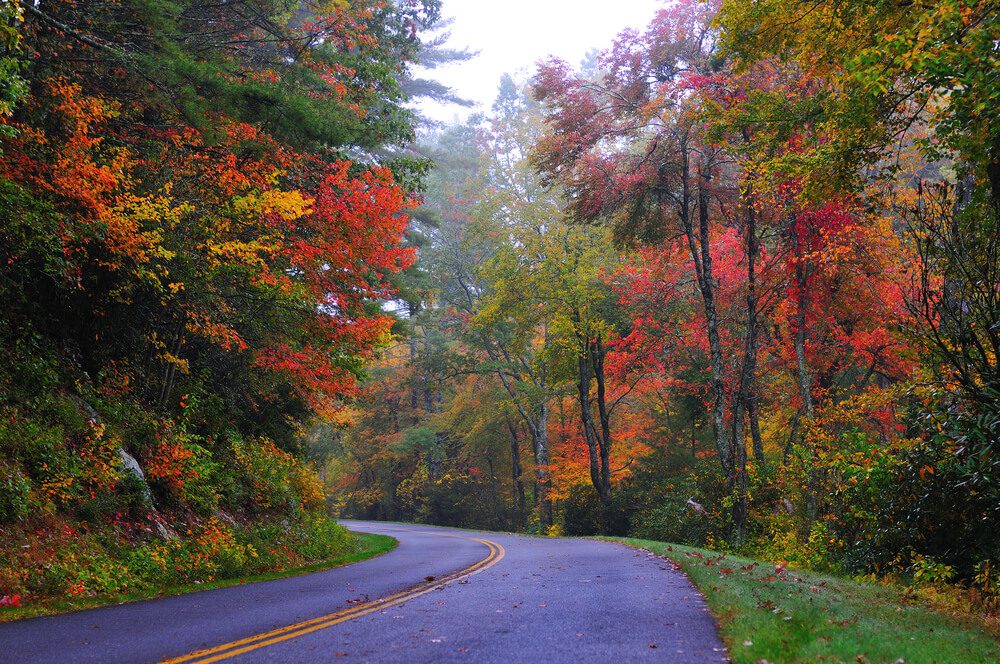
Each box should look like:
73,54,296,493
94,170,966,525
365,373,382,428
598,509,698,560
416,0,665,123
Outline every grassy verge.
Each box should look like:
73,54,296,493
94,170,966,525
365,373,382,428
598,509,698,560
606,537,999,664
0,531,395,622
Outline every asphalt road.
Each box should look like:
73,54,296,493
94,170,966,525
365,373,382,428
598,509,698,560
1,521,728,663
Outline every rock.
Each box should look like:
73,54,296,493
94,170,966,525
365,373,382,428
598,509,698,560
214,510,236,525
67,394,100,422
117,447,153,504
153,518,178,541
686,497,708,516
118,447,147,482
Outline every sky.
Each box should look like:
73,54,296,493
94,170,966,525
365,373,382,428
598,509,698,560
415,0,665,123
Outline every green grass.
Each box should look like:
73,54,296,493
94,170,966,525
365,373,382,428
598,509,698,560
606,537,999,664
1,531,396,622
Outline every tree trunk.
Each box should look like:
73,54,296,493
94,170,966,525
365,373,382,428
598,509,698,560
408,302,419,417
684,158,730,476
794,252,818,523
591,332,614,532
747,397,765,468
157,320,185,409
486,341,552,528
534,402,552,527
794,262,814,417
577,342,602,497
728,179,763,543
574,321,614,532
505,415,527,528
783,410,800,466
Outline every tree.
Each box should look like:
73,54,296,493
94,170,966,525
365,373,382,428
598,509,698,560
716,0,999,208
531,0,764,539
0,0,438,540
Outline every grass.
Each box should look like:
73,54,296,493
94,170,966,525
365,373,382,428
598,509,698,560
606,537,1000,664
0,531,396,622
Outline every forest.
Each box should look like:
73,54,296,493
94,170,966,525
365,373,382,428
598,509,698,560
0,0,998,622
329,0,999,590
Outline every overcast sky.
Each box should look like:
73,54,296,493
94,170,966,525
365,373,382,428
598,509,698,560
415,0,665,123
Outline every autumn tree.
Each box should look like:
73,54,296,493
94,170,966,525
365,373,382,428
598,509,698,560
0,0,446,542
717,0,999,206
531,0,768,539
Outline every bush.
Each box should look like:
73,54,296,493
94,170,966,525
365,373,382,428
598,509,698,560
619,452,725,546
562,484,602,535
0,461,30,522
2,512,355,602
230,435,320,515
143,423,221,515
561,483,630,536
846,437,999,578
77,471,152,523
626,474,714,545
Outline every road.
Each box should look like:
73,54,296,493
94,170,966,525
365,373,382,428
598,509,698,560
1,521,728,663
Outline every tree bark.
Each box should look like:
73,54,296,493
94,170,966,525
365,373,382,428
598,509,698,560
677,150,730,477
794,247,818,523
534,401,552,527
504,414,527,528
728,180,762,544
591,333,613,508
747,397,765,467
574,318,616,533
483,339,552,528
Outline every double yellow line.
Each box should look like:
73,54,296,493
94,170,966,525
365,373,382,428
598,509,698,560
161,537,505,664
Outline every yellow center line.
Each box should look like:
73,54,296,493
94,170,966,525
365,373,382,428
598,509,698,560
161,535,505,664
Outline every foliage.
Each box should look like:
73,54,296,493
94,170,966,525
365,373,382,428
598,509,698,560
330,0,998,600
0,0,445,612
0,512,386,618
716,0,999,202
2,0,996,623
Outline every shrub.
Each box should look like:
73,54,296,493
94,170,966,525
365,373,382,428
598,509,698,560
836,428,1000,580
144,423,221,514
911,554,957,588
622,458,724,546
0,461,30,522
230,435,322,515
562,483,602,535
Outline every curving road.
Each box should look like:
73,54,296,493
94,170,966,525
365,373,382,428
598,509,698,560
1,521,728,663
